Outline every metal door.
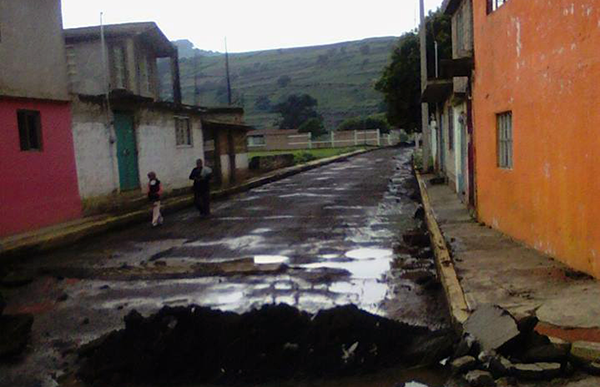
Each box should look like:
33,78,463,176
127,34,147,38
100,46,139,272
114,112,140,191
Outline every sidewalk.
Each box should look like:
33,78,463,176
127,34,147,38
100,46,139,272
417,173,600,355
0,148,374,260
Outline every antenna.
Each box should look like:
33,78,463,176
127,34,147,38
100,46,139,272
225,37,232,106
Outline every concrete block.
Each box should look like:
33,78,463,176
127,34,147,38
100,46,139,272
463,370,496,386
464,305,520,352
571,341,600,363
451,355,478,374
510,362,561,380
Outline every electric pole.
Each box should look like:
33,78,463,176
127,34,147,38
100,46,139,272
419,0,431,171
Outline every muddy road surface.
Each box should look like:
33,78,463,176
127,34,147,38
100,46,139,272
1,148,449,387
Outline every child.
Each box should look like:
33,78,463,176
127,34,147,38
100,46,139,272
147,172,163,227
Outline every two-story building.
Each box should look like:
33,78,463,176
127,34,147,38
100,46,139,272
471,0,600,279
0,0,82,236
64,22,250,212
422,0,476,208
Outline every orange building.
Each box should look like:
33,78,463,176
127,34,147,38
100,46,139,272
472,0,600,278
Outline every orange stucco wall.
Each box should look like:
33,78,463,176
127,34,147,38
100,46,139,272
472,0,600,278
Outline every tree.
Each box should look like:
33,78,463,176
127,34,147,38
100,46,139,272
298,117,327,137
375,10,451,133
272,94,321,129
254,95,272,111
337,114,391,134
277,75,292,88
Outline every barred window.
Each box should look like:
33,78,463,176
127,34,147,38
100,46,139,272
497,112,513,169
488,0,509,13
247,135,266,146
175,117,192,146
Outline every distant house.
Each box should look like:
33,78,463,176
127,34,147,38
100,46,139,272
469,0,600,278
246,129,301,151
0,0,82,236
422,0,476,207
64,22,250,210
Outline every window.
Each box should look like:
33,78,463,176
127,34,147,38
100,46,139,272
175,117,192,146
448,108,454,151
497,112,513,169
248,135,266,147
488,0,509,13
17,110,43,151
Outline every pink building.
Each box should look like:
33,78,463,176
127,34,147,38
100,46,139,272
0,0,82,237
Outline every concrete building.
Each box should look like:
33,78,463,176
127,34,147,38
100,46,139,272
426,0,476,207
64,23,249,210
471,0,600,279
0,0,82,236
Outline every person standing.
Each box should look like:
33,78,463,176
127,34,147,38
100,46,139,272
189,159,213,216
147,172,163,227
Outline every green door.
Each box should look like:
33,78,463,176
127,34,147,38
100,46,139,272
114,112,140,191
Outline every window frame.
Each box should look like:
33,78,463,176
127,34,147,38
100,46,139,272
17,110,43,152
174,116,193,147
487,0,509,14
248,135,266,147
496,111,513,169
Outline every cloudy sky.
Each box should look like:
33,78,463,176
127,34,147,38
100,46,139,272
62,0,444,53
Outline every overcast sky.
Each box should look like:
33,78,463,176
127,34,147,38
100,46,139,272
62,0,444,53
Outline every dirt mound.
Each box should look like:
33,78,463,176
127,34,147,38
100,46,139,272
78,304,454,385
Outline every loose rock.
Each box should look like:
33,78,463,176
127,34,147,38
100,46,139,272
511,362,561,380
451,356,478,374
463,370,495,387
522,344,568,363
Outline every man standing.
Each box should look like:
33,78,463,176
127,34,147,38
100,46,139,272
189,158,213,216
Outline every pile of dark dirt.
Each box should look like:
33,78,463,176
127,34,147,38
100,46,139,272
78,304,455,386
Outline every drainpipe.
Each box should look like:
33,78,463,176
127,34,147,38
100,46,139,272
100,13,118,192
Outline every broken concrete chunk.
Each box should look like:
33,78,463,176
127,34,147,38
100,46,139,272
495,376,518,387
451,356,478,374
464,305,520,352
454,333,476,358
463,370,496,387
548,336,572,352
583,361,600,376
522,344,568,363
570,341,600,363
489,356,513,378
511,362,561,380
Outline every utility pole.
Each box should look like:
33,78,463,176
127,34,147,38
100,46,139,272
419,0,431,171
194,51,200,106
225,38,232,106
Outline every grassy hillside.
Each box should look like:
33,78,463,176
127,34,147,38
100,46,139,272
159,37,397,130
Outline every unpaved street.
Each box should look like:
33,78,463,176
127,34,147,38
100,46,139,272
1,148,448,387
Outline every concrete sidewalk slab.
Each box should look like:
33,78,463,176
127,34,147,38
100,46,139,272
416,172,600,359
0,148,375,260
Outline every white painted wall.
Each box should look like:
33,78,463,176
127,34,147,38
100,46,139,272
136,111,204,193
72,104,119,199
236,153,249,171
72,99,204,200
220,155,231,186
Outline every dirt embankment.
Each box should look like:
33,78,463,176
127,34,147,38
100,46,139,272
78,304,455,386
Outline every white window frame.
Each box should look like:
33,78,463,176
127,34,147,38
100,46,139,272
248,135,266,147
175,116,193,147
497,111,513,169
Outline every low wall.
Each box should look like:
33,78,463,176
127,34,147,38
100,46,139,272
249,154,295,172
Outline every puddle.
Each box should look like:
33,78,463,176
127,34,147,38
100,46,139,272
186,235,265,250
346,248,392,260
254,255,289,265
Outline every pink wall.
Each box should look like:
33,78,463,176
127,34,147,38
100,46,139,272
0,97,82,237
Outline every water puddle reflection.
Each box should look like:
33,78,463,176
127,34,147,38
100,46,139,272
254,255,289,265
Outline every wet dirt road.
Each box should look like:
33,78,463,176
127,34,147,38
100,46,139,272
1,148,448,387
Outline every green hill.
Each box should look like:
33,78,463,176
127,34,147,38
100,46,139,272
159,37,398,130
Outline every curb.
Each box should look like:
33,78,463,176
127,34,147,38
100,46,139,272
0,147,377,260
414,167,471,331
